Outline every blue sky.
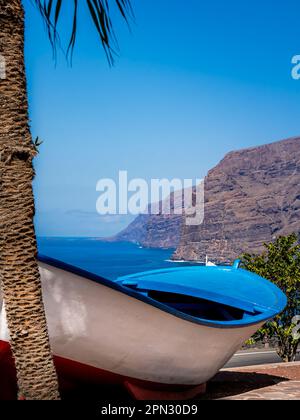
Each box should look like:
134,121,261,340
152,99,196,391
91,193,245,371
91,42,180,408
24,0,300,237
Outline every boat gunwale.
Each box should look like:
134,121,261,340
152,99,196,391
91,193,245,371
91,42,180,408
38,254,287,330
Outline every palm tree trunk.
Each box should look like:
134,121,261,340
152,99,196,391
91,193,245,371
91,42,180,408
0,0,60,400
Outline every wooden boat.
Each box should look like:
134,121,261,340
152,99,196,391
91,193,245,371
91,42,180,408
0,256,286,399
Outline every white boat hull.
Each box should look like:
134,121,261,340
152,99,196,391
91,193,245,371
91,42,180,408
0,262,263,387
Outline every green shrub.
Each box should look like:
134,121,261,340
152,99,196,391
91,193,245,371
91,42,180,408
241,234,300,362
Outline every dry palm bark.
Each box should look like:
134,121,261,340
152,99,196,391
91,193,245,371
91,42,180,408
0,0,60,400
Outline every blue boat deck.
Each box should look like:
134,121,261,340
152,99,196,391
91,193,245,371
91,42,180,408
117,264,287,326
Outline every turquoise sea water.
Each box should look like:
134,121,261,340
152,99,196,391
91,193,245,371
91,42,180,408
37,237,194,280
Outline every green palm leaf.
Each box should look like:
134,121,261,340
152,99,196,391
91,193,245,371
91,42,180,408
34,0,133,65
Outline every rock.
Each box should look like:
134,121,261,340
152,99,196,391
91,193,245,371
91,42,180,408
108,193,184,249
173,137,300,263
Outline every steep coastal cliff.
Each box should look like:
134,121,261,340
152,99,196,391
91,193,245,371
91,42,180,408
173,137,300,263
109,137,300,261
110,213,182,249
109,192,184,248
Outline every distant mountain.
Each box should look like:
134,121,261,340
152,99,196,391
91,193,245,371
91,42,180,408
110,213,182,249
108,191,188,249
173,136,300,263
109,137,300,261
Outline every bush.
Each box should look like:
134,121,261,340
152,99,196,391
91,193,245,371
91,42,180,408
241,234,300,362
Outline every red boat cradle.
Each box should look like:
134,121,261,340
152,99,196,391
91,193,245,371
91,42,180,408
124,381,206,400
0,340,206,400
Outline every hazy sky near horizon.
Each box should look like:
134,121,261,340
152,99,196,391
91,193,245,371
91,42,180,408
25,0,300,237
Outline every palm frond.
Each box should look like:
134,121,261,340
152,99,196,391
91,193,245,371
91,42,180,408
33,0,134,65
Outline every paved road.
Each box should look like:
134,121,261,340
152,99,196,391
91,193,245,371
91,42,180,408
225,349,300,368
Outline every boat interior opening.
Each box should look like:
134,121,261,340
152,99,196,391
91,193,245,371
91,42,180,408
147,290,262,322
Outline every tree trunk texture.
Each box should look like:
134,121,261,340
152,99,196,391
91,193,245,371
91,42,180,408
0,0,60,400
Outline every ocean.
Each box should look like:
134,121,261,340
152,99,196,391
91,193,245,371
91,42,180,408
37,237,195,280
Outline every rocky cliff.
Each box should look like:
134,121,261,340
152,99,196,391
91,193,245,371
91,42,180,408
109,193,184,249
173,137,300,263
110,213,182,249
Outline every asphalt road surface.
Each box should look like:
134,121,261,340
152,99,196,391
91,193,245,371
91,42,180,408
225,349,300,368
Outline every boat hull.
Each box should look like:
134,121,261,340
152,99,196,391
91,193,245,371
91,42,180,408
0,339,207,400
0,262,264,388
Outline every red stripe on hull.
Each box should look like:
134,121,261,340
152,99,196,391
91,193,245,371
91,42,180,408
0,340,206,400
0,341,18,400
